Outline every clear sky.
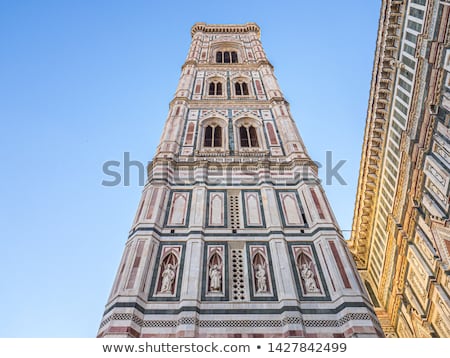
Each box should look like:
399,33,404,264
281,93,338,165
0,0,381,337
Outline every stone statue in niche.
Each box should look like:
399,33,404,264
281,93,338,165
254,263,267,293
209,264,222,292
160,263,176,293
300,262,320,293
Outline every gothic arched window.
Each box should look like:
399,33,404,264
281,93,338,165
242,82,249,95
214,126,222,146
216,51,223,63
239,126,248,146
239,125,259,148
235,82,241,96
216,51,238,64
216,82,223,95
204,125,222,147
208,81,223,96
249,126,258,146
224,51,230,63
235,81,249,96
231,51,238,63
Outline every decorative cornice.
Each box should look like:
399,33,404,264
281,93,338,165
191,22,260,38
181,60,197,70
349,0,405,269
181,60,273,71
102,297,377,317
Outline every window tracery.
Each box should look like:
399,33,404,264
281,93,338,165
216,51,238,64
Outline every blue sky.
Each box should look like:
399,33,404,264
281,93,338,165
0,1,380,337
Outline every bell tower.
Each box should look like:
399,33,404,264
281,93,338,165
98,23,383,338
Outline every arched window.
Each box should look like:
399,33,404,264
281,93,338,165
214,126,222,146
224,51,230,63
216,51,222,63
239,126,248,146
204,125,222,147
216,51,238,64
231,51,238,63
235,82,242,96
249,126,258,146
204,126,213,147
242,82,249,95
208,81,223,96
239,125,259,148
235,81,249,96
208,82,215,96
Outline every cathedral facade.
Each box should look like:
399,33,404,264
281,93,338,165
98,23,382,338
349,0,450,337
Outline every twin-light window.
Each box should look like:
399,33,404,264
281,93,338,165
203,124,259,148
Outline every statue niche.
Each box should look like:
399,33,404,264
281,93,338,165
253,252,268,294
208,252,223,293
297,252,321,294
157,252,178,294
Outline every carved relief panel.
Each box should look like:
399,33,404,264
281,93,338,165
149,243,185,301
288,243,329,300
247,244,277,300
202,243,228,301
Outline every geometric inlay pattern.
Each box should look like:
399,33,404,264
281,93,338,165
102,312,376,329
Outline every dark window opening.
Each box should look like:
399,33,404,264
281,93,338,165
204,125,222,148
216,82,222,96
231,51,238,63
209,82,215,96
214,126,222,147
208,82,223,96
224,51,230,63
249,126,258,147
216,51,238,64
204,126,213,147
240,125,259,148
235,82,242,96
239,126,249,147
235,82,249,96
242,82,249,95
216,51,222,63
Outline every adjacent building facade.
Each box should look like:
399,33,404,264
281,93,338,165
98,23,382,338
349,0,450,337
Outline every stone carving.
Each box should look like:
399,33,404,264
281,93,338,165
160,263,176,293
255,263,267,293
300,262,320,293
209,264,222,292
